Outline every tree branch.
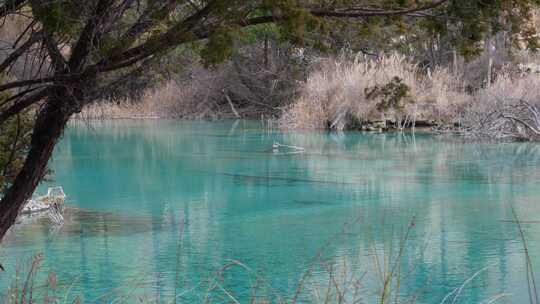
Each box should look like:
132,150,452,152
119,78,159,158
68,0,114,71
105,0,181,57
0,88,48,125
0,0,26,18
0,30,43,74
320,0,450,17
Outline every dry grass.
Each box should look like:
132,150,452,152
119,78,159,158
2,218,418,304
76,50,540,139
279,52,540,132
75,81,205,120
455,79,540,140
3,253,66,304
279,54,469,130
75,69,278,121
3,214,536,304
472,74,540,110
75,43,299,121
426,67,468,121
453,73,540,132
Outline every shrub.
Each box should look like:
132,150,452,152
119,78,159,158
279,54,457,130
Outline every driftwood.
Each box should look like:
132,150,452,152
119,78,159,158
20,187,66,225
452,100,540,141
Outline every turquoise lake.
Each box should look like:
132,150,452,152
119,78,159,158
1,120,540,303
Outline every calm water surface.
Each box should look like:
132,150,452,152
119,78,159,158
1,120,540,303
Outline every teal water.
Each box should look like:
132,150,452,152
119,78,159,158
1,120,540,303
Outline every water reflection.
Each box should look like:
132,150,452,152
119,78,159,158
0,120,539,303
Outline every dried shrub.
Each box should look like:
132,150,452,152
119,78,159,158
279,53,469,130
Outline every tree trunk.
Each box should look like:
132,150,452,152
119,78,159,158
0,94,71,240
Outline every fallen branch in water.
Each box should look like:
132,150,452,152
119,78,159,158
272,141,305,151
444,99,540,141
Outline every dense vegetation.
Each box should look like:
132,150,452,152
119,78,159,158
0,114,31,194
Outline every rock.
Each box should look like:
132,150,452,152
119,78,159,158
372,120,387,129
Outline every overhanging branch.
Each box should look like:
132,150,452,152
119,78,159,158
98,0,450,72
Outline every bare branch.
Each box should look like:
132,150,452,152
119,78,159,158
0,30,43,74
0,88,48,125
0,0,26,18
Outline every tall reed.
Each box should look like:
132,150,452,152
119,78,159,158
279,54,468,130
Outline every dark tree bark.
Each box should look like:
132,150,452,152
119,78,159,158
0,91,72,240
